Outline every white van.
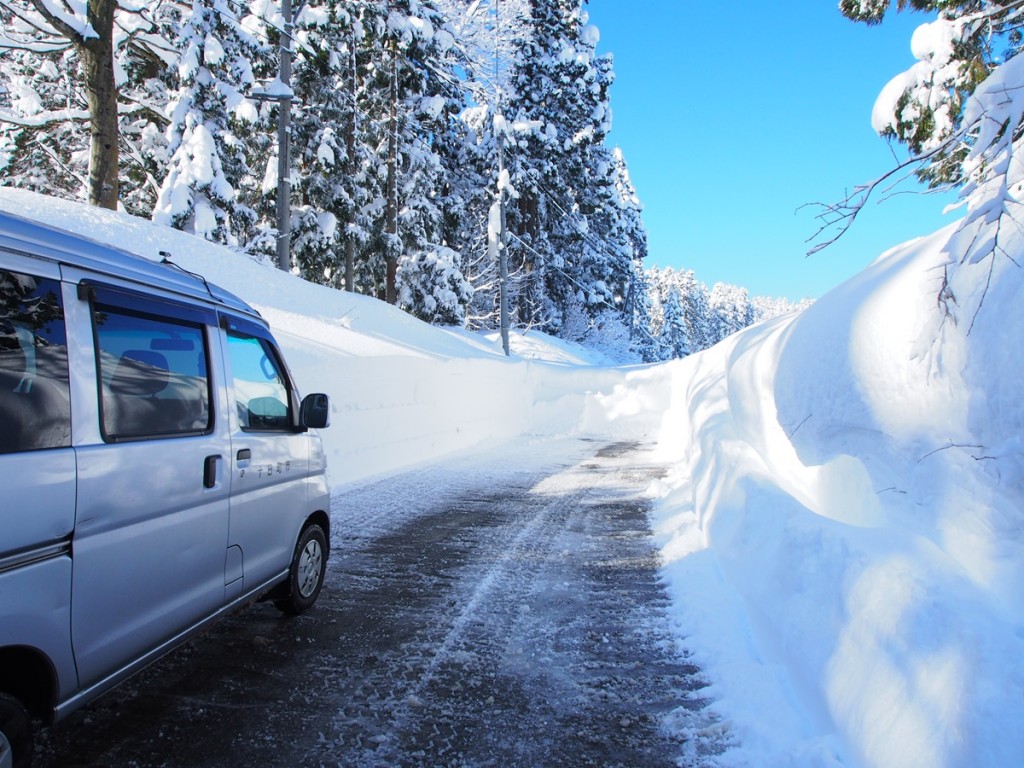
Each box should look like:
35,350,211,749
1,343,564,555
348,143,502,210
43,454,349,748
0,210,331,768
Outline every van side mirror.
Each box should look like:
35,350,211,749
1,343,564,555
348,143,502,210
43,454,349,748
300,393,330,429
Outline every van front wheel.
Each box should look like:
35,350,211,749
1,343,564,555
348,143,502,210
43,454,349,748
0,693,32,768
275,524,327,615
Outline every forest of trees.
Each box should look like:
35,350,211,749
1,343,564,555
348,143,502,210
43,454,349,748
0,0,805,362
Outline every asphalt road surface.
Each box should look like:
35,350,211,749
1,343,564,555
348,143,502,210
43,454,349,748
36,437,723,767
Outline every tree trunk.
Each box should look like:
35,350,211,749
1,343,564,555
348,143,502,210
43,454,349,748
81,0,119,209
29,0,120,208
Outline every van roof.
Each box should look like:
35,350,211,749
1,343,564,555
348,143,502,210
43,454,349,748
0,208,260,321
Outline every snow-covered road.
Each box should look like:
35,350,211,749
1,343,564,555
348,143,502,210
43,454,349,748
36,436,721,767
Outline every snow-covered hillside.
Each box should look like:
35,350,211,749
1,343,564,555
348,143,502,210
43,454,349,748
3,188,1021,768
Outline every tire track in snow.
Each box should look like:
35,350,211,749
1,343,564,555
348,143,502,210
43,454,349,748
307,438,722,767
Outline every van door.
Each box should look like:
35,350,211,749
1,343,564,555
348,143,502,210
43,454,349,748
0,264,78,690
222,319,310,590
71,287,230,687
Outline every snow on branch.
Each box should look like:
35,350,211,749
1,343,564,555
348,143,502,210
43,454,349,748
0,106,90,127
0,97,156,128
27,0,97,41
0,2,72,50
812,9,1024,333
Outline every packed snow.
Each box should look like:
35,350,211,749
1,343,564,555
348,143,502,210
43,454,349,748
3,187,1021,767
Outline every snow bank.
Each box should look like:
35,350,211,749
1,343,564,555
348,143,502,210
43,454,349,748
0,189,658,487
647,224,1024,767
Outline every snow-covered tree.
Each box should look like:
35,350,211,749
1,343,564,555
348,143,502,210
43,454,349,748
752,295,813,323
446,104,502,328
676,269,712,352
0,0,180,210
839,1,996,186
0,0,661,344
398,245,473,325
574,145,649,352
607,147,647,267
505,0,614,332
708,282,752,347
152,0,265,246
0,42,90,202
289,0,378,288
642,266,804,359
433,0,528,337
624,263,660,362
435,0,528,96
660,285,691,359
342,1,469,316
830,2,1024,332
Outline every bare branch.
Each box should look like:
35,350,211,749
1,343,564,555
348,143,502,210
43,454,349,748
802,137,960,257
966,252,997,336
937,264,957,328
917,442,986,463
784,414,811,439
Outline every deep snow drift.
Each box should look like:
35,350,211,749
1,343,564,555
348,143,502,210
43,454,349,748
2,188,1021,767
648,226,1024,768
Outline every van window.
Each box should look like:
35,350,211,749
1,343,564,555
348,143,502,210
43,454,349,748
0,269,71,453
94,307,211,440
226,332,291,431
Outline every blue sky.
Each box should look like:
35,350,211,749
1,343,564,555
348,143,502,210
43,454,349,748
585,1,959,301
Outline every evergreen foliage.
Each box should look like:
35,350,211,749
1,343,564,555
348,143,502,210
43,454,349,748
152,0,267,246
644,266,809,362
834,3,1024,333
0,0,180,212
0,0,806,358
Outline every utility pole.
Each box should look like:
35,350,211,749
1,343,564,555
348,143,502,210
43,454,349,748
384,38,399,304
344,39,357,292
496,109,510,357
495,0,510,356
275,0,294,272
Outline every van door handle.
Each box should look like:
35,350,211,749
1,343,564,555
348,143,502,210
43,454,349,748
204,455,220,488
237,449,251,461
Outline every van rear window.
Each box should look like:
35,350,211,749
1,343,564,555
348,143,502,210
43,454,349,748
0,270,71,453
94,306,211,441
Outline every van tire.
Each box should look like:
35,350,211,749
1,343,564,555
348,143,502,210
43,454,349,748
0,693,32,768
275,524,327,615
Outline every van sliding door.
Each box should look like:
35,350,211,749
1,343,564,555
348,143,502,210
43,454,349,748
71,287,230,688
